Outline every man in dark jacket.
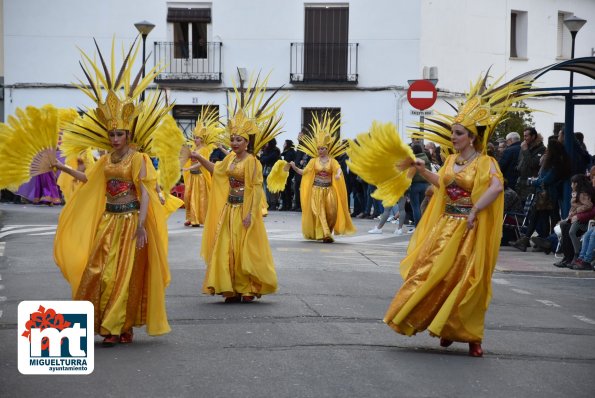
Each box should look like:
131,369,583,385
280,139,296,210
260,138,281,210
498,132,522,190
409,143,431,226
516,127,546,203
292,131,310,211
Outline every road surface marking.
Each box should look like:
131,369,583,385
0,226,20,232
0,296,6,302
510,288,532,295
492,278,510,285
28,232,57,236
0,242,5,256
0,226,57,239
573,315,595,325
536,299,561,308
0,310,3,319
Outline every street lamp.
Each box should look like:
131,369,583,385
563,16,587,91
134,20,155,102
561,15,587,218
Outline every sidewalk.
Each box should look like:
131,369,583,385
496,245,595,277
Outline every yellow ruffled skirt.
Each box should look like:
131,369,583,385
74,211,147,336
384,213,485,343
304,185,338,240
203,203,275,297
185,173,209,225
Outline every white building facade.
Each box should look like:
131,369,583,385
2,0,594,148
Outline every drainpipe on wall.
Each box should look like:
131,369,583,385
393,88,408,140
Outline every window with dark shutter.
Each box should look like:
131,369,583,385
304,6,349,82
168,8,211,59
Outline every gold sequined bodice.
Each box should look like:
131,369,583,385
226,155,247,204
442,158,477,215
314,158,332,186
104,151,139,204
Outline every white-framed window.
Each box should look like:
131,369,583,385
557,11,573,59
510,10,528,59
167,3,212,59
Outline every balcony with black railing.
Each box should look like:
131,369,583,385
154,41,222,83
290,42,358,84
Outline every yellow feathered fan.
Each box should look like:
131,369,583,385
152,114,185,194
266,159,289,193
347,121,415,207
0,105,60,190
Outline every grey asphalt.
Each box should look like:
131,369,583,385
0,203,594,398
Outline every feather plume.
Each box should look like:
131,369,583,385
226,71,288,154
410,71,538,153
347,121,415,207
266,159,289,193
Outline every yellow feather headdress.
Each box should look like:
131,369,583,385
410,71,537,153
61,37,172,158
226,70,287,154
298,112,348,159
193,106,223,147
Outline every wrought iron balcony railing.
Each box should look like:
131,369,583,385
154,41,222,83
290,42,358,84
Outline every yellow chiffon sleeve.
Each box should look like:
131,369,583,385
54,156,107,296
330,159,356,235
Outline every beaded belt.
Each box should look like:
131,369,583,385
228,194,244,204
190,169,202,175
105,200,141,213
313,180,331,188
444,203,472,216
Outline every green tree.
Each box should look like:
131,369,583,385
493,100,534,142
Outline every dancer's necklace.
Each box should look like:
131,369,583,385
455,151,478,166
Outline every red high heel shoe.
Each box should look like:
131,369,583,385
119,331,133,344
241,295,255,303
468,342,483,357
102,335,119,347
184,221,191,226
439,338,453,347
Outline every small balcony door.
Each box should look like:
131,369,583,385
304,6,349,82
167,8,212,77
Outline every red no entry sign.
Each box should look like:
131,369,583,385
407,80,437,110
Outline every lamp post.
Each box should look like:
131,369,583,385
563,16,587,93
561,15,587,218
134,20,155,102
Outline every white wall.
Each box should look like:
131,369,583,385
3,0,422,144
4,0,593,151
420,0,595,150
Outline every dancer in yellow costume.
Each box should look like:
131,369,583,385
191,73,285,302
290,113,355,243
349,72,537,357
52,38,184,346
182,107,221,227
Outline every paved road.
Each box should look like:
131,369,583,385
1,203,594,397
